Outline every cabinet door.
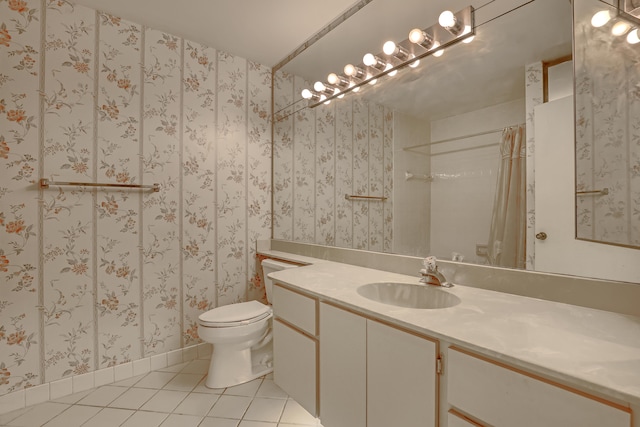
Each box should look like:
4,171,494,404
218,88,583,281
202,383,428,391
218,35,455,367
367,320,438,427
319,303,366,427
448,347,631,427
273,319,317,416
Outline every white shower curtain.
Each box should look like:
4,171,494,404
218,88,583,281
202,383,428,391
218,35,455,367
487,125,526,269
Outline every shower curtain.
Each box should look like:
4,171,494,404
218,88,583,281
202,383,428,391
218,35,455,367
487,124,526,269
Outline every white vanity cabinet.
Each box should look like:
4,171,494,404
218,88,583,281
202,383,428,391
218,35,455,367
367,318,438,427
319,302,438,427
272,284,318,416
446,347,632,427
319,302,367,427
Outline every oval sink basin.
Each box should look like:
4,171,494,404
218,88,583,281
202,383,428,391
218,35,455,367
357,282,461,309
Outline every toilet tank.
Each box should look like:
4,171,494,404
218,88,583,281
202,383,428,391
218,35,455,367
261,259,299,303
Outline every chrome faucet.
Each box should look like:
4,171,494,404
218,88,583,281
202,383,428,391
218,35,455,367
419,256,453,288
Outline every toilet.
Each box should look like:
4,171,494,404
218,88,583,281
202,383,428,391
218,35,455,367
198,258,298,389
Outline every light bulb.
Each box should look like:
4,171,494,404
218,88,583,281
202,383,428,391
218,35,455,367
349,81,360,93
344,64,356,76
591,10,611,28
384,63,397,77
314,81,326,92
383,41,397,55
409,28,436,49
439,11,456,28
612,21,631,36
409,29,425,44
367,74,377,85
301,89,312,99
363,53,377,67
333,87,341,95
327,73,339,85
628,28,640,44
409,55,420,68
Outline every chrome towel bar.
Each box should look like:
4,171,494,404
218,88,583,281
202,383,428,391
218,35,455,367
39,178,160,192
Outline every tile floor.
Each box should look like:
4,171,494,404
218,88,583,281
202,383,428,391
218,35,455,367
0,359,322,427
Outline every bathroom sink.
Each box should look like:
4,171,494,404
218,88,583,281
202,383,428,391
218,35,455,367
357,282,461,309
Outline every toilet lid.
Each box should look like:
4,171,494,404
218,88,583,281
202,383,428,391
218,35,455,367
199,300,271,327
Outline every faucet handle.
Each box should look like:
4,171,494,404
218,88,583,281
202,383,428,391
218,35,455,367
423,256,437,272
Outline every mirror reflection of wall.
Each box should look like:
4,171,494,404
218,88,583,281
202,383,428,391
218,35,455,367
273,0,574,269
574,0,640,249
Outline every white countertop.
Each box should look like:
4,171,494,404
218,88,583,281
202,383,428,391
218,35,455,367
263,253,640,407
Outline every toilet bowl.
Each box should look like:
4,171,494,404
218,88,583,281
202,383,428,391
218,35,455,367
198,258,298,388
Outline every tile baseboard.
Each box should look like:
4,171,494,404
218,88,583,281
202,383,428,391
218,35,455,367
0,343,211,415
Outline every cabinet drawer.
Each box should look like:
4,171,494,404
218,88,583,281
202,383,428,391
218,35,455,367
447,347,631,427
272,284,316,336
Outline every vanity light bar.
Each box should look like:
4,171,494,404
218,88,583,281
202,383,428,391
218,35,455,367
301,5,474,108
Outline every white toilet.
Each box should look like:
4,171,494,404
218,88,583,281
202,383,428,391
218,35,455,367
198,258,298,389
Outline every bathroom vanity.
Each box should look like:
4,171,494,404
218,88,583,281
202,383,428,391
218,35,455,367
265,256,640,427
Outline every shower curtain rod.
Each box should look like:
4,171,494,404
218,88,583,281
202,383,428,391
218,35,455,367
403,123,525,151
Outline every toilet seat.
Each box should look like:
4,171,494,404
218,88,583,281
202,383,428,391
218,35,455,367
199,300,271,328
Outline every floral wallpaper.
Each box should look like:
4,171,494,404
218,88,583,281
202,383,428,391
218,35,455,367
0,0,271,397
574,17,640,247
273,70,393,252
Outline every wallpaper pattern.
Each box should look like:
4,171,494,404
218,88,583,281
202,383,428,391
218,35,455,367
0,0,271,396
272,71,393,252
574,20,640,247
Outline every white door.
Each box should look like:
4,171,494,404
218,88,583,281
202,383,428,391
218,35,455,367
534,95,575,275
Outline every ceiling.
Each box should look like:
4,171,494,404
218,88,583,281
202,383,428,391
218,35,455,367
72,0,573,120
72,0,361,67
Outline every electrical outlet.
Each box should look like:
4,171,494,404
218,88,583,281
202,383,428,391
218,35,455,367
476,244,488,257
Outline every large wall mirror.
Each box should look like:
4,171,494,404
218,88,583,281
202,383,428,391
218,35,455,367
272,0,640,284
574,0,640,249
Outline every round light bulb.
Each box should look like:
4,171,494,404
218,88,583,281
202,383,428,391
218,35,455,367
344,64,356,77
383,41,397,55
301,89,312,99
349,81,360,93
439,10,456,28
612,21,631,36
409,55,420,68
409,28,425,44
591,10,611,28
327,73,339,85
363,53,377,67
463,35,475,44
627,28,640,44
333,88,341,95
314,81,326,92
